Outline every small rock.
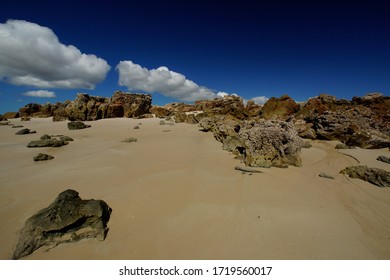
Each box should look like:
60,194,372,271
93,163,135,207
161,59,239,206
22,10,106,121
133,125,140,129
302,141,312,148
33,153,54,161
377,155,390,164
21,117,31,121
12,125,24,128
335,143,356,149
235,166,264,173
319,172,334,179
67,121,91,130
60,135,74,141
122,137,137,143
27,138,68,148
0,121,10,126
15,128,36,135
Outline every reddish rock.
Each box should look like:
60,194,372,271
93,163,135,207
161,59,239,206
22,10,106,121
260,94,300,120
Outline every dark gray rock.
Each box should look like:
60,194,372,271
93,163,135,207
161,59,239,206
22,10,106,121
67,121,91,130
340,165,390,188
377,155,390,164
12,189,112,259
33,153,54,161
15,128,36,135
12,125,24,128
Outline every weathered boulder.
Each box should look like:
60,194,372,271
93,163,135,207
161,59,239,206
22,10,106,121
110,91,152,118
12,189,112,259
199,117,303,168
335,143,356,149
174,112,187,123
0,121,10,125
67,121,91,130
340,166,390,188
15,128,36,135
238,120,303,168
244,100,262,117
19,103,42,118
33,153,54,161
260,95,300,120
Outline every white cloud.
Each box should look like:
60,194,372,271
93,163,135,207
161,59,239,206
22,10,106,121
0,20,110,89
250,96,269,105
117,60,231,102
23,90,56,98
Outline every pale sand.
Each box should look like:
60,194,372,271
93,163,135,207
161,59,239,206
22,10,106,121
0,118,390,260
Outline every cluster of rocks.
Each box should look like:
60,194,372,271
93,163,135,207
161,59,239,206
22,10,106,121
12,189,112,259
17,91,152,121
27,134,73,148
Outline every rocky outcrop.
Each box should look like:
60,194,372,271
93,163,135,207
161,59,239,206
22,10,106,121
150,106,171,118
20,91,152,121
260,95,300,120
340,166,390,188
199,116,303,168
33,153,54,161
67,121,91,130
12,189,112,259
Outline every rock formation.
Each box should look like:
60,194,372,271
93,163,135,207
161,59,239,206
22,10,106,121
12,189,112,259
340,166,390,188
377,156,390,164
260,95,300,120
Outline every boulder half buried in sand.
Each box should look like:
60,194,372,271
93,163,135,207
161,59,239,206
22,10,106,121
33,153,54,161
340,166,390,188
12,189,112,259
67,121,91,130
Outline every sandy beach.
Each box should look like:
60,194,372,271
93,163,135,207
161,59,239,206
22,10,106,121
1,117,390,260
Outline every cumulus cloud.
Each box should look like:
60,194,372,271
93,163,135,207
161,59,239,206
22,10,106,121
23,90,56,98
0,19,110,89
117,60,232,102
250,96,269,105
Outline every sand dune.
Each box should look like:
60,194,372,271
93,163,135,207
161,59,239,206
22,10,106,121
0,117,389,259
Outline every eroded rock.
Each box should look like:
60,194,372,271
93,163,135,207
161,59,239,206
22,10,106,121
12,189,112,259
340,165,390,188
33,153,54,161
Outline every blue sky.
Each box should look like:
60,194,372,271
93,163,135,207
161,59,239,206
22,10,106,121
1,0,389,114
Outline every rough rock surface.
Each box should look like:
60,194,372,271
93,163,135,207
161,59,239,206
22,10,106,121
33,153,54,161
195,95,246,119
199,117,303,168
27,135,69,148
12,189,112,259
340,166,390,188
67,121,91,130
238,120,303,167
2,112,20,119
260,95,300,120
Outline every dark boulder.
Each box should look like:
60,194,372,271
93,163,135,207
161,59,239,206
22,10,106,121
27,138,68,148
12,189,112,259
